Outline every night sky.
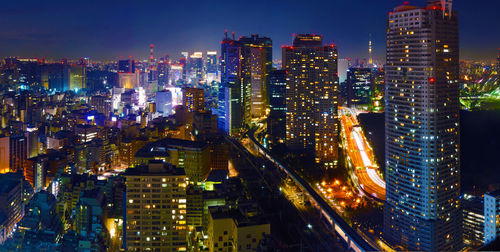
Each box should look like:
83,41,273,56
1,0,499,62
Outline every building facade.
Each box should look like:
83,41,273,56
182,87,205,112
383,1,461,250
484,190,500,245
461,194,484,248
267,70,287,143
283,34,339,168
124,161,187,251
219,38,243,135
346,67,373,107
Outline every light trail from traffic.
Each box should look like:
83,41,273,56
340,107,385,201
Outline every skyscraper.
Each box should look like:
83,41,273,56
219,35,243,135
346,67,373,107
218,33,272,135
283,34,339,168
205,51,218,83
155,90,173,117
188,52,204,84
70,64,86,91
118,58,135,73
267,70,287,143
157,55,170,88
41,63,70,91
384,1,461,250
239,34,272,119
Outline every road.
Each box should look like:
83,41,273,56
340,107,385,201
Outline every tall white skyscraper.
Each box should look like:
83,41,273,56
383,1,461,251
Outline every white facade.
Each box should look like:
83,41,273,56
484,191,500,244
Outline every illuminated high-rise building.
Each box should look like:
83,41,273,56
384,1,461,250
283,34,339,168
218,33,272,134
188,52,204,84
346,67,373,107
70,64,86,91
41,63,70,91
239,34,272,119
118,58,135,73
219,35,243,135
157,55,170,88
182,87,205,112
124,161,187,251
267,70,287,143
155,90,173,117
205,51,218,83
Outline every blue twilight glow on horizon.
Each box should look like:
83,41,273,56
0,0,498,62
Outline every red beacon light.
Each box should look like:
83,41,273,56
429,77,435,83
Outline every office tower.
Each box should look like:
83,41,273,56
218,33,273,134
70,64,86,91
155,90,173,117
0,174,24,244
182,87,205,112
180,52,188,81
346,67,373,107
157,55,170,88
41,63,70,91
267,70,287,143
239,34,272,119
484,190,500,245
205,51,218,83
461,194,484,248
383,1,461,251
124,161,187,251
17,58,41,87
338,58,350,83
188,52,204,84
169,64,183,85
219,36,243,135
118,59,136,73
282,34,339,168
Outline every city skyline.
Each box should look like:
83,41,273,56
0,0,499,251
1,0,499,62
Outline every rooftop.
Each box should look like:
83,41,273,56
123,160,186,177
135,137,207,157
